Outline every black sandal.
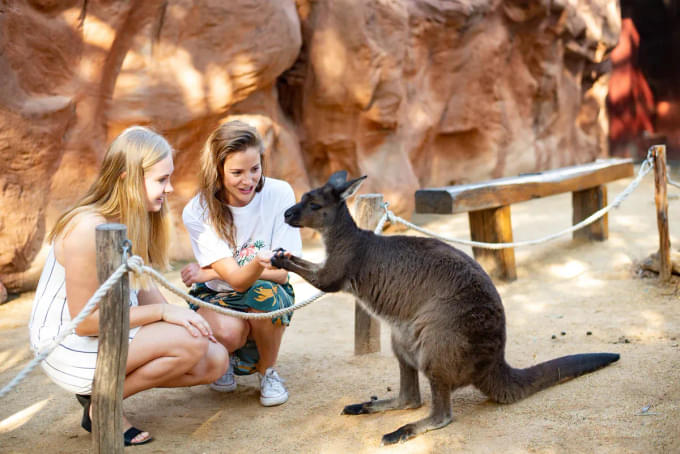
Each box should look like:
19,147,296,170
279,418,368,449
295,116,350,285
76,394,90,408
79,397,92,433
76,394,152,445
124,427,153,446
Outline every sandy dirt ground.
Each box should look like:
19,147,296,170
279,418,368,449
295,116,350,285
1,168,679,454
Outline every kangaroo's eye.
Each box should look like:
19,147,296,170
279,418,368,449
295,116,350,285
309,203,322,211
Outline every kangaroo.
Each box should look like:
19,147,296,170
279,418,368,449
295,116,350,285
271,170,620,445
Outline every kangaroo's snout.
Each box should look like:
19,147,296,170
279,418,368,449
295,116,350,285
284,206,298,226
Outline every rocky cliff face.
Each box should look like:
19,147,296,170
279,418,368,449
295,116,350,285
0,0,620,293
608,1,680,160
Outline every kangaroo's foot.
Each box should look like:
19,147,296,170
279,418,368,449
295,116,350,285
341,396,421,415
380,413,453,446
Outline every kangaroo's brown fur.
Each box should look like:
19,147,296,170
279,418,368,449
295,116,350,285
271,171,619,445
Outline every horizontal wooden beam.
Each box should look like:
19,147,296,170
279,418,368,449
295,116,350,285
415,158,634,214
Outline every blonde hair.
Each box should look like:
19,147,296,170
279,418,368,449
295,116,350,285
198,120,265,249
49,126,174,286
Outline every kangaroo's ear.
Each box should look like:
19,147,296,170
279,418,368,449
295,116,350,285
328,170,348,190
339,175,367,201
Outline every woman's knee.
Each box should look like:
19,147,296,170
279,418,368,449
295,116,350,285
249,315,286,334
206,342,229,381
189,341,228,384
213,318,249,351
177,331,210,360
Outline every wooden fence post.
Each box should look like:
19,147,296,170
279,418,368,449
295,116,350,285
93,224,130,453
468,206,517,281
652,145,672,282
353,194,382,355
572,185,608,241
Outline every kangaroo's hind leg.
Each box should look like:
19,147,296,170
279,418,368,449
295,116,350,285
342,337,421,415
381,378,453,445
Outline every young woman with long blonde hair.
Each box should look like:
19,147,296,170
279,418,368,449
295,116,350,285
29,126,228,446
181,120,301,407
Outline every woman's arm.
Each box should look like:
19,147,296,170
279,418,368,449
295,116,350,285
138,285,214,339
137,284,167,306
209,256,265,293
259,268,289,285
60,214,210,337
180,263,220,287
59,213,107,336
59,213,162,336
181,252,289,290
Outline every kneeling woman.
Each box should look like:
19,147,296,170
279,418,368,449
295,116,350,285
29,127,228,446
181,120,302,407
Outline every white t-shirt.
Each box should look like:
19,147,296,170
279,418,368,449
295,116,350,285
183,177,302,292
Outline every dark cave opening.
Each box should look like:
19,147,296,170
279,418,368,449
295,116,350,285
609,0,680,160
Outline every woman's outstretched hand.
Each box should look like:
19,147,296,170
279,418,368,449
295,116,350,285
256,249,275,269
160,304,216,342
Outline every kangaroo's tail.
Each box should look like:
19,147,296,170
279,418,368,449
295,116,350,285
476,353,620,404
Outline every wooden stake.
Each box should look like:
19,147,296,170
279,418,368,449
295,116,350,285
468,206,517,281
572,185,608,241
93,224,130,453
652,145,671,282
353,194,382,355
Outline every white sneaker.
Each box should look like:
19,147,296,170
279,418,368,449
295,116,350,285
210,357,237,392
258,368,288,406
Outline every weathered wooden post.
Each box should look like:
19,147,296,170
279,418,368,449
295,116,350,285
468,207,517,281
652,145,672,281
572,185,608,241
353,194,382,355
93,224,130,453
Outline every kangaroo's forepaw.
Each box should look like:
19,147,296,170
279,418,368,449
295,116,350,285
341,402,373,415
381,424,416,446
270,248,288,269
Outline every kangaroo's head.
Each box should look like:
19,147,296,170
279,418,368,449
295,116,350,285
284,170,367,230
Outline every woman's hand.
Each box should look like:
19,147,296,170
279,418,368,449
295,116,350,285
256,249,275,269
160,304,216,341
181,262,211,287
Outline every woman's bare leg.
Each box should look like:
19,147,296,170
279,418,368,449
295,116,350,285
124,322,227,396
199,306,285,374
197,308,249,353
198,305,286,374
247,311,285,374
155,340,228,387
86,322,228,444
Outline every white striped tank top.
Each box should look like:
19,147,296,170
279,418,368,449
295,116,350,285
28,245,140,356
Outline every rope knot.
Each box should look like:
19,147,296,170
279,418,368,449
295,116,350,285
126,255,144,276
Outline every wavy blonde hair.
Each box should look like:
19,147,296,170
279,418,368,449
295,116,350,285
198,120,265,249
49,126,174,287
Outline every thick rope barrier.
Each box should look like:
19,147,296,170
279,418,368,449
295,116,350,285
0,262,130,399
126,256,327,320
0,154,664,401
384,155,655,249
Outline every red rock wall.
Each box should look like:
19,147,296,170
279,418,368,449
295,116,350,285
285,0,620,215
0,0,621,293
608,2,680,160
607,18,655,157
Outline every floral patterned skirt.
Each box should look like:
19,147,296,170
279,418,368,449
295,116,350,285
188,280,295,375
